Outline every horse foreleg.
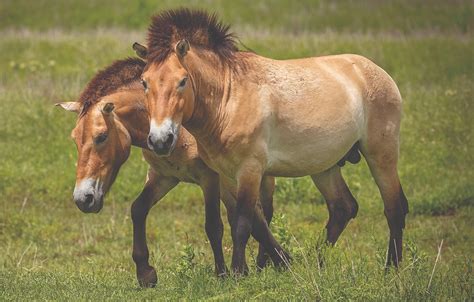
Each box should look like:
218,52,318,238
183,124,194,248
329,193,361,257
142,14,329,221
231,163,289,275
220,180,275,271
231,163,262,275
200,174,227,277
256,176,275,270
131,173,178,287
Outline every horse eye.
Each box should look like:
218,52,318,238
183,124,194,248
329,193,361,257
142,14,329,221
178,77,188,88
140,79,148,91
94,133,108,144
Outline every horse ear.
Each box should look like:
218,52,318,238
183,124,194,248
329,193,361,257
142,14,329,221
175,39,190,58
132,42,148,59
101,102,115,115
55,102,81,114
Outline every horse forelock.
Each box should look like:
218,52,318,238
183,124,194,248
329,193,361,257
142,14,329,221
78,57,146,117
146,8,240,69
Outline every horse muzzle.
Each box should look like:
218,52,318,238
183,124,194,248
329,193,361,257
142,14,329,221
73,178,104,213
148,118,179,156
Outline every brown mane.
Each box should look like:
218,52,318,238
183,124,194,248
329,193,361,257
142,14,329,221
147,8,239,68
78,57,146,116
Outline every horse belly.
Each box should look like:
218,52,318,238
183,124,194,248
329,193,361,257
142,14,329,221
265,118,361,177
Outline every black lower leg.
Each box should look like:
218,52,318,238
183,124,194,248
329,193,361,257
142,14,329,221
131,198,157,287
250,212,291,267
231,212,253,275
385,206,405,267
205,202,227,276
326,202,354,244
256,201,274,269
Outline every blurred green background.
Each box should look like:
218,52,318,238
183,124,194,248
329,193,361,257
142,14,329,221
1,0,472,33
0,1,472,300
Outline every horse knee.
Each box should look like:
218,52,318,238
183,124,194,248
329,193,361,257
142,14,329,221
233,214,252,244
131,201,147,223
131,186,157,223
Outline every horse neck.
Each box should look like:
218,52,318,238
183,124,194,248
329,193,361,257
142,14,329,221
184,51,234,145
112,89,149,149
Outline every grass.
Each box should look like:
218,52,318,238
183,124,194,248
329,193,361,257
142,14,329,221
0,1,473,300
0,0,472,33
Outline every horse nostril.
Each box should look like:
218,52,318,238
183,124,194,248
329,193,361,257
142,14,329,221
148,135,154,147
164,133,174,148
84,194,94,208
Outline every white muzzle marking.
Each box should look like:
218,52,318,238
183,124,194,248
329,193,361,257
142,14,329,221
148,118,179,154
73,178,103,207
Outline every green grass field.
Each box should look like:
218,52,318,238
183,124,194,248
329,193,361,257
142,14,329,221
0,1,473,300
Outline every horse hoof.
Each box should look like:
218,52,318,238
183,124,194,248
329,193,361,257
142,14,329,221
137,266,158,288
273,249,292,269
216,266,229,278
256,253,270,271
231,264,249,277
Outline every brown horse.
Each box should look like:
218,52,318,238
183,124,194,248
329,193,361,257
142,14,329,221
57,58,283,286
140,9,409,274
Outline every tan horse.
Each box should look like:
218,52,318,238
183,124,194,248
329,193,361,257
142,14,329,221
140,9,409,274
57,58,283,286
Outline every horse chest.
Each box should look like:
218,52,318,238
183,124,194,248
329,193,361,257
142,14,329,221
146,156,199,183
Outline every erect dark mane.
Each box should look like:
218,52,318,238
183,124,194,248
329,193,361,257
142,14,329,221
78,57,146,116
147,8,239,67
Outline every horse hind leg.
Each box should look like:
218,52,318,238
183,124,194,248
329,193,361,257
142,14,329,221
311,166,359,244
360,114,409,267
